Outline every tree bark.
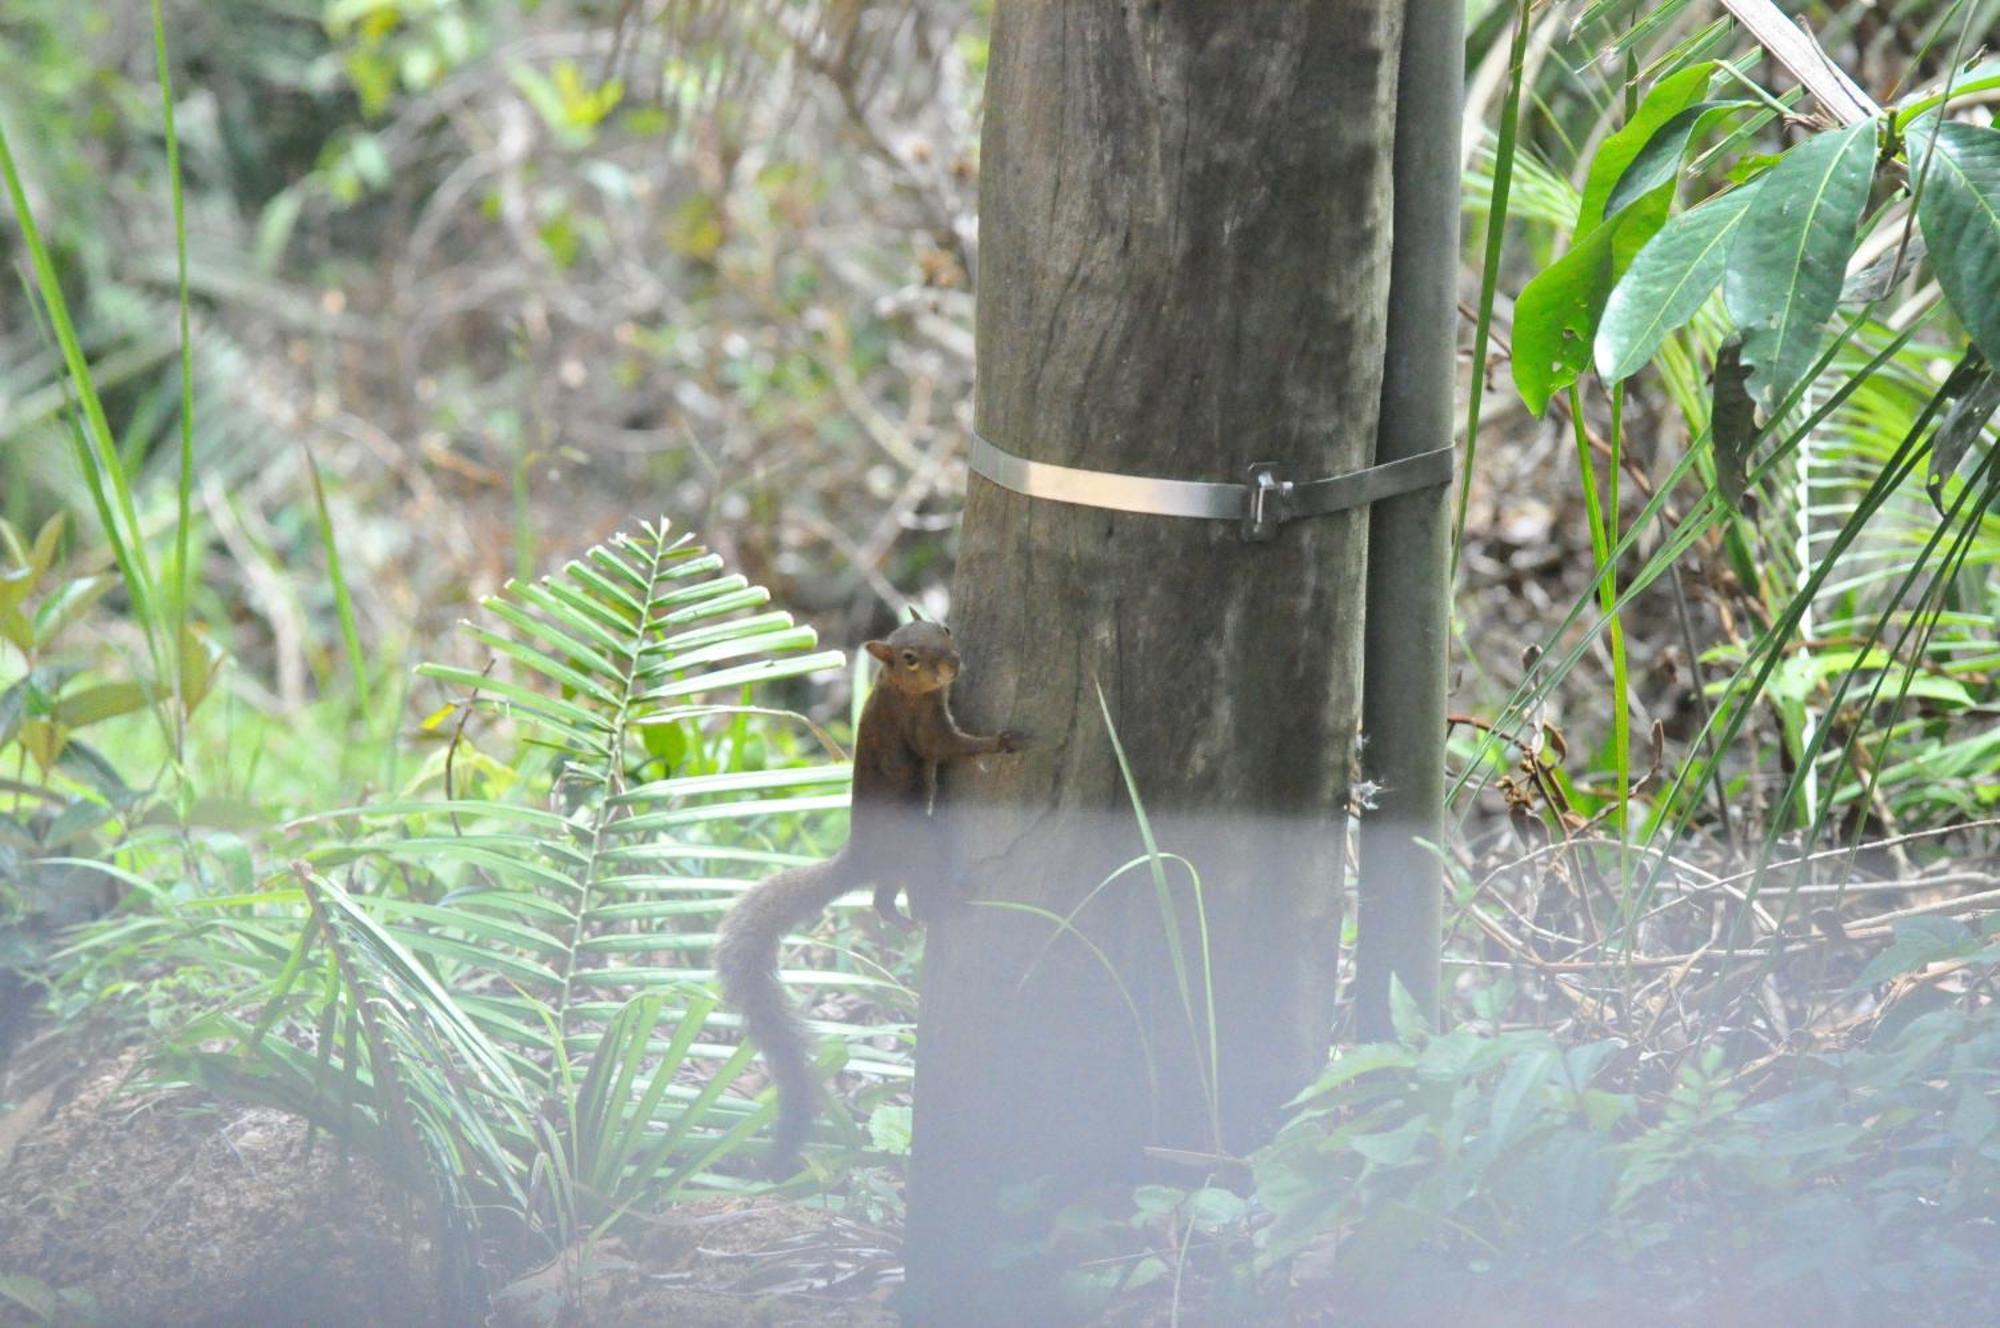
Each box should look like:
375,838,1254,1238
906,3,1404,1322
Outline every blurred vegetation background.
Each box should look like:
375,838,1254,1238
3,0,2000,1323
3,0,987,750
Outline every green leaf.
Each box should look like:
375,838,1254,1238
0,601,30,652
1484,1044,1558,1154
1514,65,1718,415
1893,58,2000,129
868,1103,913,1153
1350,1114,1429,1167
1724,118,1878,415
53,681,156,728
638,716,689,768
1915,121,2000,366
1183,1186,1248,1231
1387,974,1430,1041
0,1274,58,1322
1597,181,1762,383
1852,916,1976,989
1579,1089,1635,1132
0,678,25,748
1578,62,1716,229
33,575,118,649
1947,1083,1998,1148
1513,217,1625,414
53,739,132,801
1928,361,2000,507
1605,99,1758,216
176,623,225,715
1289,1042,1415,1107
27,513,65,579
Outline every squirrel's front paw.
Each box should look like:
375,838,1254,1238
996,729,1030,753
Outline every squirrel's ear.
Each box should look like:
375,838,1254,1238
864,640,894,664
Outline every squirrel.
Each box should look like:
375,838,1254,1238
714,619,1024,1173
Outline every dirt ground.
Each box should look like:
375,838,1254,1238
486,1201,901,1328
0,1049,439,1327
0,1044,900,1328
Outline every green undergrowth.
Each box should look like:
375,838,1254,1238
3,513,876,1316
1026,954,2000,1325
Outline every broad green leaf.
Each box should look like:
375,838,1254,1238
1948,1083,1998,1148
1597,181,1762,382
1578,62,1716,229
638,649,846,700
1484,1044,1558,1155
616,763,851,802
1183,1186,1248,1231
1350,1114,1429,1167
658,583,765,623
1928,354,1999,507
1852,916,1976,989
1387,974,1429,1042
1932,381,2000,491
1915,121,2000,366
1605,99,1758,216
414,663,615,739
654,608,798,654
1514,200,1674,414
1512,65,1720,414
53,681,156,728
1725,119,1877,414
1893,58,2000,129
644,625,823,679
459,623,621,705
1514,221,1622,415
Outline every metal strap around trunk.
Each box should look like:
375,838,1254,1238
968,429,1455,542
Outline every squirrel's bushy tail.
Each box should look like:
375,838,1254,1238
714,853,857,1174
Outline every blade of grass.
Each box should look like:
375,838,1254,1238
1093,680,1221,1153
0,129,161,637
302,443,372,713
150,0,195,763
1458,0,1537,569
1569,382,1633,854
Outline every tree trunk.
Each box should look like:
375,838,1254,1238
905,4,1406,1322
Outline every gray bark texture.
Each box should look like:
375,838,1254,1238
904,3,1406,1321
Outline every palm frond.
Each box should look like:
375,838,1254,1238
169,517,850,1278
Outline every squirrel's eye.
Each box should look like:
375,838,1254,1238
902,652,919,667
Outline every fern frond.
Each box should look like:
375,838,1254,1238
203,517,852,1255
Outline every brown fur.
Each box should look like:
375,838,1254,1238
713,621,1022,1173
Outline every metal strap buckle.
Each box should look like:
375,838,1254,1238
969,430,1453,544
1242,463,1293,542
